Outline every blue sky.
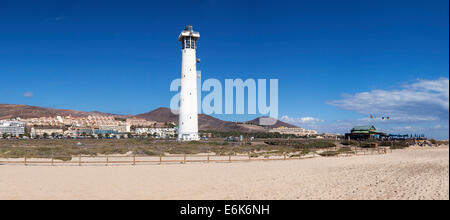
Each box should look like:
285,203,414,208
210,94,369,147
0,0,448,138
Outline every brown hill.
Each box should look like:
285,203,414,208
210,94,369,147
136,107,249,131
1,104,298,132
136,107,298,132
135,107,178,123
246,117,299,129
198,114,248,131
0,104,114,119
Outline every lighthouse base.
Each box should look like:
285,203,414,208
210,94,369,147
178,132,200,141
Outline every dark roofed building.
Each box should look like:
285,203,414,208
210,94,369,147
345,125,385,140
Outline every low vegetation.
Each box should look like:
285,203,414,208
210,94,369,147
0,137,425,160
264,139,336,149
0,139,309,159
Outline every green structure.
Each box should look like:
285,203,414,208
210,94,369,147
345,125,386,140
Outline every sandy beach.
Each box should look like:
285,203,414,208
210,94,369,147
0,146,448,200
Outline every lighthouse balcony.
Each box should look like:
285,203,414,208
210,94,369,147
178,31,200,41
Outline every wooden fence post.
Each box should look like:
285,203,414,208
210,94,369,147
207,154,210,163
133,154,136,166
78,154,81,166
184,154,186,164
106,156,109,166
284,153,286,160
24,154,27,166
51,153,54,166
159,153,162,165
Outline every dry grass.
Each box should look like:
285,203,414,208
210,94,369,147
0,139,312,159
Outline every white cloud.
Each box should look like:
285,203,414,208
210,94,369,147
279,78,449,139
280,115,325,131
280,115,324,124
23,92,33,97
322,78,449,139
327,78,449,123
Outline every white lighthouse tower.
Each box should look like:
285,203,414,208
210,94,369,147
178,25,200,141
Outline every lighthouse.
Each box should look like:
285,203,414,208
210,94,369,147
178,25,200,141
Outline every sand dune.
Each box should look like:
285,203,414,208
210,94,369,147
0,146,448,200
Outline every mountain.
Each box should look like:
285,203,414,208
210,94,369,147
0,104,114,120
136,107,298,132
246,117,299,129
1,104,299,132
135,107,178,123
135,107,247,131
198,114,248,131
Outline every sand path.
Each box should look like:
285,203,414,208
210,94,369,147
0,146,448,200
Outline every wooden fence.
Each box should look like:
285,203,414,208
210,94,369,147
0,147,390,166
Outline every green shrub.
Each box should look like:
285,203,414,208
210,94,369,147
391,141,410,149
379,141,392,146
319,151,339,157
437,140,449,145
53,156,72,161
306,140,335,149
341,140,358,146
361,142,378,148
338,147,353,153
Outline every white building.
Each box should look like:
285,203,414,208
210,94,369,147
0,121,25,136
136,127,177,138
269,126,318,137
99,124,131,133
178,25,200,141
30,127,64,138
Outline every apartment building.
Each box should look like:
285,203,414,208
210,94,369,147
269,126,318,137
0,121,26,136
135,127,177,138
30,127,64,137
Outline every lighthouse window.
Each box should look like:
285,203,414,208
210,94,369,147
182,36,196,49
182,37,189,49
